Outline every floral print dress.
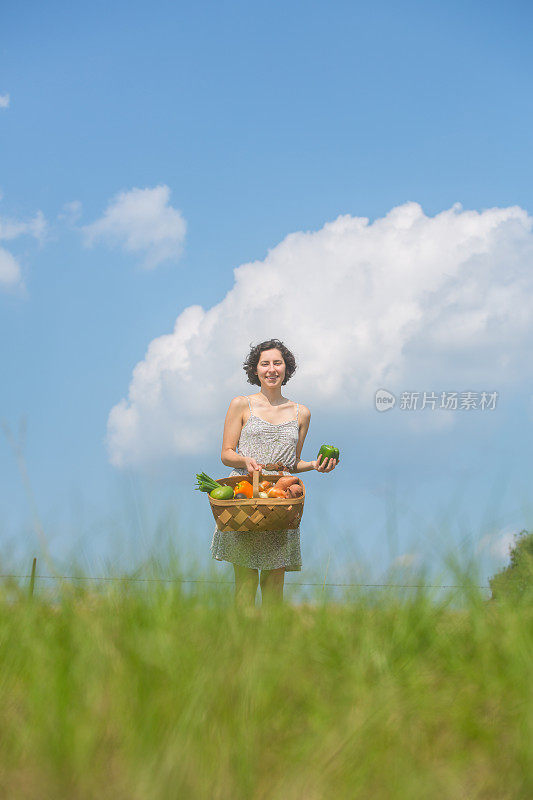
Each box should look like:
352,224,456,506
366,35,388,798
210,396,302,571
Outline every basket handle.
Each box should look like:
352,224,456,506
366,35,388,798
252,470,259,498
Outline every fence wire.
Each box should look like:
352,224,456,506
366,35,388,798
0,573,491,590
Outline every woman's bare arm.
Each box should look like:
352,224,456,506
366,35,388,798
220,397,263,472
220,397,249,469
292,406,315,473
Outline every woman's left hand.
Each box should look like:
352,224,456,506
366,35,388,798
313,456,337,473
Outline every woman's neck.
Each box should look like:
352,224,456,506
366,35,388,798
257,388,286,406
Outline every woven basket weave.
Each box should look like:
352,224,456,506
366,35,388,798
209,470,305,533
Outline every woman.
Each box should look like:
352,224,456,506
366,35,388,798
210,338,338,609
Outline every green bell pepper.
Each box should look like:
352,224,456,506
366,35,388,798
317,444,340,467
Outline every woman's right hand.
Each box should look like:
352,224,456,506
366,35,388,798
313,456,337,473
243,456,264,473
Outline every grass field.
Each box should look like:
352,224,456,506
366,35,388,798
0,551,532,800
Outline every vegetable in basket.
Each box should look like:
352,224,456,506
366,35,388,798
275,476,300,491
195,472,227,493
234,480,253,498
286,483,303,498
267,487,287,499
210,486,235,500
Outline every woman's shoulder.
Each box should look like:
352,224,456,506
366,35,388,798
297,402,311,419
224,397,249,423
229,394,249,407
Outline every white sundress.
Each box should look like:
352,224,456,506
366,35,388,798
210,396,303,571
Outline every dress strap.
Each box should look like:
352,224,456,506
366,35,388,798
296,403,299,422
242,395,252,412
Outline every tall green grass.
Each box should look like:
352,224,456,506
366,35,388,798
0,547,531,799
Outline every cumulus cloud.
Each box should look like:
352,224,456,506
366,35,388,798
0,208,47,290
82,185,186,269
477,528,518,560
0,93,9,109
106,201,533,468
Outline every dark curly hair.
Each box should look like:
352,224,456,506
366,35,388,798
243,339,298,386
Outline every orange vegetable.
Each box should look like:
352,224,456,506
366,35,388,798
286,483,303,498
275,476,300,491
259,480,273,492
267,487,287,499
234,480,253,499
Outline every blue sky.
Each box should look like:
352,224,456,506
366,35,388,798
1,0,533,587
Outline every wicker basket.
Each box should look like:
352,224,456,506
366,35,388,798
209,470,306,533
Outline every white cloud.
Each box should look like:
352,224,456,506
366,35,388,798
0,208,47,290
477,527,518,560
106,201,533,469
0,93,9,109
0,210,46,243
82,185,186,269
0,247,21,286
58,200,82,226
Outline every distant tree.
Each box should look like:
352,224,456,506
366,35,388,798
489,529,533,602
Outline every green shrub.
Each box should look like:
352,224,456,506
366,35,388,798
489,529,533,602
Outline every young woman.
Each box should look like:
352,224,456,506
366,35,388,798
210,338,338,610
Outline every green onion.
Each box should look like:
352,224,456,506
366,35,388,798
194,472,225,493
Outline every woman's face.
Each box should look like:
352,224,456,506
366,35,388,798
256,348,286,387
